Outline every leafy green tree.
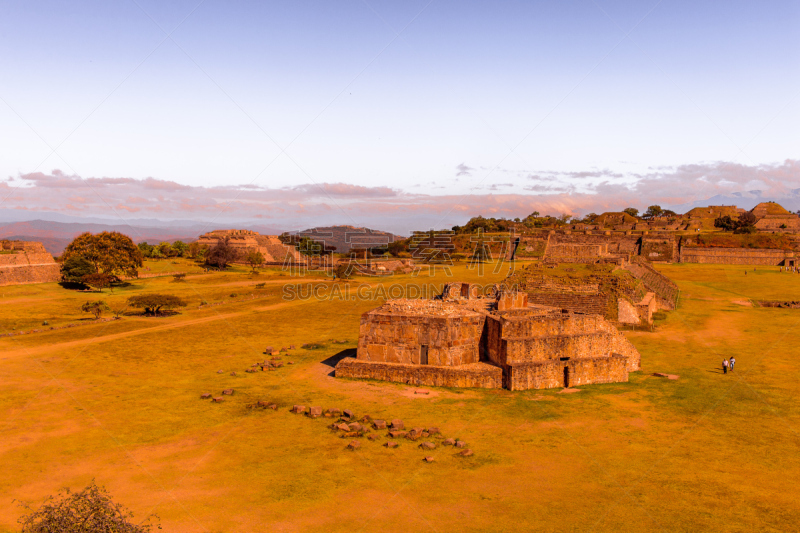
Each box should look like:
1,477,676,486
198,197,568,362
623,207,639,217
714,215,736,231
644,205,664,219
60,255,96,284
158,242,175,257
17,480,156,533
127,294,188,316
62,232,142,278
205,237,238,269
246,250,265,272
171,240,189,257
81,300,110,319
81,272,115,292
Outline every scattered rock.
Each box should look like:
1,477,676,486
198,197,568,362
406,428,424,440
385,441,399,448
245,368,256,373
459,449,474,457
212,397,224,403
216,370,224,374
289,344,296,349
423,456,435,463
325,408,342,418
256,400,269,408
264,346,274,354
280,347,287,352
372,419,387,430
348,423,363,432
222,389,234,395
287,361,294,365
419,442,436,450
359,415,372,423
200,393,212,399
426,427,441,435
455,441,467,448
230,372,237,376
388,430,407,438
307,406,323,418
390,419,404,430
347,441,361,450
334,423,350,432
367,433,381,441
267,403,277,410
342,409,355,420
291,405,306,414
443,438,455,446
421,432,429,438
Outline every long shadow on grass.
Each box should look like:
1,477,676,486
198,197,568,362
320,348,356,376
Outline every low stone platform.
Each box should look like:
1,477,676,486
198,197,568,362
335,359,503,389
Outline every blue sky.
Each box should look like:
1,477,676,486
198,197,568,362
0,0,798,229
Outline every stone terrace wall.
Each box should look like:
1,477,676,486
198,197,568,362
624,260,679,310
506,354,628,390
526,292,610,317
680,247,788,266
357,312,484,366
335,359,503,389
0,241,60,286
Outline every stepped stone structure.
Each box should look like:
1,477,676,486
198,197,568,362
196,229,301,263
0,240,60,286
335,283,641,390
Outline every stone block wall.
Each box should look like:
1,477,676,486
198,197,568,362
0,241,60,286
640,238,676,262
357,312,484,366
506,354,629,390
526,292,610,317
335,359,503,389
679,247,788,266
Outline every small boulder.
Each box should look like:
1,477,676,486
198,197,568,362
280,347,287,352
245,368,256,373
216,370,224,374
348,423,363,432
359,415,372,423
367,433,381,441
256,400,269,408
419,442,436,450
443,438,455,446
388,430,407,438
291,405,306,414
334,423,350,432
307,406,323,418
385,441,399,448
389,419,404,430
200,393,212,399
230,372,237,376
326,408,342,418
287,361,294,365
427,427,441,435
289,344,296,349
222,389,234,395
455,441,467,448
372,419,387,430
347,441,360,450
342,409,355,420
212,397,224,403
459,449,474,457
423,456,435,463
267,403,278,410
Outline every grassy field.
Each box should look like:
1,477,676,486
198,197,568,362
1,261,799,532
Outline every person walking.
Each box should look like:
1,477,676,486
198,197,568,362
729,357,736,372
722,358,729,374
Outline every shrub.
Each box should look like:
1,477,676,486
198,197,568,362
17,480,157,533
172,273,186,282
81,300,110,319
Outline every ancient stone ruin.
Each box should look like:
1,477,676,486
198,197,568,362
0,240,60,286
335,282,641,390
196,229,301,264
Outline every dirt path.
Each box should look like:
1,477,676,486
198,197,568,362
0,300,304,359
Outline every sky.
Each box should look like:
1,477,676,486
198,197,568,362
1,0,798,233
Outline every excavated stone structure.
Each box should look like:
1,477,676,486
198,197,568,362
335,283,641,390
196,229,301,263
0,240,60,286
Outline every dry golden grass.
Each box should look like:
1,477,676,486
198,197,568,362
1,260,798,532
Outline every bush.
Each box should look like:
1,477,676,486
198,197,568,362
81,300,110,319
17,480,157,533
